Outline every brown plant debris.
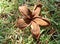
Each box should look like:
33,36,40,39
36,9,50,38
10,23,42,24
16,3,50,39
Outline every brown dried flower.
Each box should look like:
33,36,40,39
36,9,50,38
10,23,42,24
16,3,50,39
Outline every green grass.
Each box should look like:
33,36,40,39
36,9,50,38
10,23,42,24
0,0,60,44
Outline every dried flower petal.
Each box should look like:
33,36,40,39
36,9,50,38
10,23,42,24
19,6,32,19
16,19,28,29
32,4,42,17
34,18,50,26
31,21,40,39
17,3,50,39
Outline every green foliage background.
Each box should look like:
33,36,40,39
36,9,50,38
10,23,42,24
0,0,60,44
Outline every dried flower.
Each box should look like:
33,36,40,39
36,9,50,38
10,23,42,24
16,3,50,39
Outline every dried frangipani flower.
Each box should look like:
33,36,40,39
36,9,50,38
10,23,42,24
16,3,50,39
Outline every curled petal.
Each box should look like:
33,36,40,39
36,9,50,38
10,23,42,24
32,3,42,17
31,21,40,39
33,18,50,26
19,6,32,19
16,19,28,29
